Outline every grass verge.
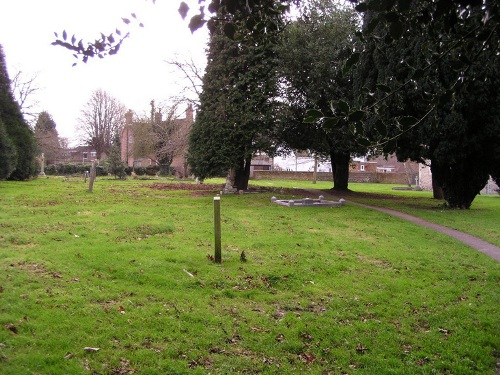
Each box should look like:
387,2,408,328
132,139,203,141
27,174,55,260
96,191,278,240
0,177,499,374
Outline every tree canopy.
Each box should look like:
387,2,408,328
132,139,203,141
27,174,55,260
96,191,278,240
187,16,281,190
34,111,61,165
277,0,364,190
0,45,37,180
350,0,500,208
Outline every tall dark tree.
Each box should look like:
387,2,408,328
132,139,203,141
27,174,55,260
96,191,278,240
277,0,363,190
187,14,280,190
354,1,500,208
0,118,17,179
106,133,126,179
0,45,37,180
34,111,61,164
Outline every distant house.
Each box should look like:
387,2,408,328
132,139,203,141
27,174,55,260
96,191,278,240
250,154,273,177
272,151,333,172
60,146,100,164
120,104,194,176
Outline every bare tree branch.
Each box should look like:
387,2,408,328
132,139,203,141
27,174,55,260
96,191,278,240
77,90,126,159
11,70,40,125
165,55,205,109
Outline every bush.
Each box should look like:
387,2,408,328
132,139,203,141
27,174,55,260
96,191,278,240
45,163,108,176
128,165,160,176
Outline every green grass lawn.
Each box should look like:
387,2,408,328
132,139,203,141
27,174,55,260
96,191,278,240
249,179,500,247
1,177,499,374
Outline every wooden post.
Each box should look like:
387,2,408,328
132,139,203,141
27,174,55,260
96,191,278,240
213,196,221,263
88,161,96,192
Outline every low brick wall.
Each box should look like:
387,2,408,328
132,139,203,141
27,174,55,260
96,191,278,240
252,170,417,185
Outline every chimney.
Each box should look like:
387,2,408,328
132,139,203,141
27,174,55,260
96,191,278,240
125,110,133,125
155,111,162,124
186,104,194,122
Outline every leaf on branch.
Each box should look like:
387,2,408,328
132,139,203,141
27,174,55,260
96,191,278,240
438,90,453,105
188,15,206,33
343,52,360,75
375,119,387,137
323,117,339,130
62,30,67,41
355,121,365,135
383,139,397,154
397,0,412,12
348,110,365,122
389,20,403,40
304,109,323,123
358,137,371,147
337,100,350,115
131,13,137,19
384,12,400,23
355,2,368,12
398,116,418,128
412,68,424,80
179,2,189,20
376,84,392,93
122,18,131,25
366,17,380,33
224,23,236,39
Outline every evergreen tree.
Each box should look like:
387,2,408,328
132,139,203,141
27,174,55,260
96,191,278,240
0,45,36,180
106,133,126,179
354,2,500,208
0,118,17,179
277,0,364,190
187,15,280,190
34,111,61,164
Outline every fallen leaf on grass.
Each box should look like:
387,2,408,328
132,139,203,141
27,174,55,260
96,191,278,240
355,344,368,352
4,324,17,334
297,352,316,363
83,347,100,352
64,352,74,359
439,327,451,335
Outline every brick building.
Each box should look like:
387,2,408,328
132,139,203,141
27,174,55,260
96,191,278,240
120,104,194,176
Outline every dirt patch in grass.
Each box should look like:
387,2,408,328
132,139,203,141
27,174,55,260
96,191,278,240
150,183,224,191
149,183,312,198
10,261,63,279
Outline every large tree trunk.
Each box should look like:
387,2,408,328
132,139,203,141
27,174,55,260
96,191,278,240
330,150,350,191
432,158,488,209
430,162,444,200
234,155,252,191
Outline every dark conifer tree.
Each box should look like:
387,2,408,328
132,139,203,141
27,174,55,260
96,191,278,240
354,2,500,208
276,1,363,190
0,45,37,180
187,15,280,190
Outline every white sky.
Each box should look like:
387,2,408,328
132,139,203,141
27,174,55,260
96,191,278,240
0,0,209,143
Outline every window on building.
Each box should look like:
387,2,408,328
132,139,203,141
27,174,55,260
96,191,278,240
90,151,96,157
83,152,88,159
360,165,365,171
